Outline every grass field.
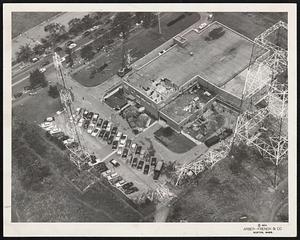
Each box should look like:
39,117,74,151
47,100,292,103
12,12,60,38
72,12,200,87
214,12,288,40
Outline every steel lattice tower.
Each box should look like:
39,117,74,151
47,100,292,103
53,52,91,170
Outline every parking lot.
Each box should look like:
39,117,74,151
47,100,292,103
39,106,172,201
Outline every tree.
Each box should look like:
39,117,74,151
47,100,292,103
48,85,60,98
44,23,66,46
68,18,82,35
16,44,33,63
81,14,94,29
29,69,48,88
142,12,157,28
33,44,45,56
112,12,132,37
80,45,95,61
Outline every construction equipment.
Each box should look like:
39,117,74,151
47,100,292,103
53,52,91,170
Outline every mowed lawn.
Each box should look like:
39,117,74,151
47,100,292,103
12,12,60,38
214,12,288,40
72,12,200,87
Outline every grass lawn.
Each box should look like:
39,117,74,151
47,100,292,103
13,87,63,123
12,12,60,38
214,12,287,40
154,127,196,154
72,12,200,87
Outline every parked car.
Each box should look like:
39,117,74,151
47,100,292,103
91,127,101,137
119,135,127,147
78,118,85,127
145,153,151,163
125,139,132,149
102,120,109,129
92,113,99,124
39,67,46,73
87,123,95,134
150,157,157,167
110,176,122,185
137,160,144,170
135,145,142,155
122,148,129,158
153,160,164,180
101,169,112,178
110,159,120,167
117,146,123,155
41,60,50,67
131,143,137,152
111,126,118,135
107,135,114,145
143,164,150,175
96,118,103,128
140,149,146,159
97,129,105,139
131,158,138,168
107,172,118,181
103,131,110,141
86,112,94,120
112,140,118,150
115,180,126,188
31,57,39,63
125,186,138,195
115,132,122,141
83,109,89,119
122,182,134,190
106,122,112,132
83,120,90,129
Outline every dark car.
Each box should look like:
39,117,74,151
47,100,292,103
137,160,144,170
83,30,91,37
131,158,138,168
122,182,134,190
135,145,142,155
143,164,150,175
103,131,110,141
107,135,114,145
86,112,94,120
153,160,164,180
41,60,50,67
112,140,118,149
102,120,109,129
150,157,157,167
125,186,139,195
125,139,132,149
111,126,118,135
83,120,90,129
66,40,74,46
122,148,129,158
98,129,106,138
144,153,151,163
96,118,103,128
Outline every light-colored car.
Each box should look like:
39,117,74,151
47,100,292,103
119,135,127,147
107,172,118,181
115,180,126,188
68,43,77,49
50,128,61,135
87,123,95,134
101,169,112,178
63,138,75,145
131,143,137,152
39,67,46,73
45,117,55,122
140,149,146,159
199,22,207,29
106,122,112,132
29,92,37,96
117,146,123,155
40,121,52,128
115,132,122,141
77,118,85,127
91,127,101,137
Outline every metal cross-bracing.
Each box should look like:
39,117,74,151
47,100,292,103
53,52,91,170
175,139,231,186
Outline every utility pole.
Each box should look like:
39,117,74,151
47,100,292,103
158,12,162,35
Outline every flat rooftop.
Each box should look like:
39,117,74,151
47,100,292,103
125,21,259,103
161,82,215,124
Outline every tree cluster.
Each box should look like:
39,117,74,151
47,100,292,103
29,69,48,88
48,85,60,98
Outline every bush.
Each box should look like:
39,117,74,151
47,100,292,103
29,69,48,88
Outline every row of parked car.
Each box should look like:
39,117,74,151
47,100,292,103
74,107,164,180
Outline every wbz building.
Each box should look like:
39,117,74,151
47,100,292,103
122,21,267,132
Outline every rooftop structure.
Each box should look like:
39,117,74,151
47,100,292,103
125,21,266,105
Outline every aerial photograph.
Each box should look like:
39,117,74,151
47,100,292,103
11,11,288,223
